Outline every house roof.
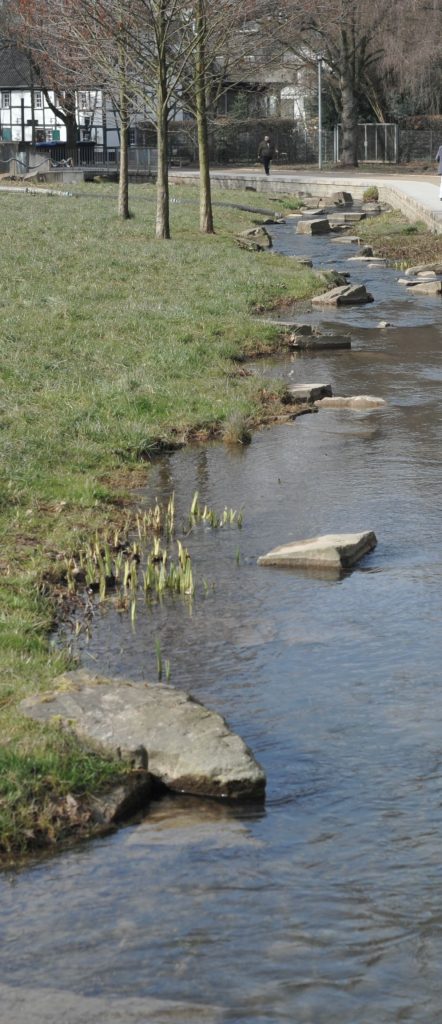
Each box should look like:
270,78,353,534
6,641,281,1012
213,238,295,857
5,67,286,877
0,46,33,89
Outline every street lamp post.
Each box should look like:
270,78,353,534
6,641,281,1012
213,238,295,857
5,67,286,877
318,55,323,170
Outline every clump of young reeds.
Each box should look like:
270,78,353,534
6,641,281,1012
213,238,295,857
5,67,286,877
63,488,243,623
136,493,175,540
142,538,194,598
189,491,243,529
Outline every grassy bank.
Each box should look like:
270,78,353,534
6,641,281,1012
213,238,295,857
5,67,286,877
0,181,324,862
357,209,442,263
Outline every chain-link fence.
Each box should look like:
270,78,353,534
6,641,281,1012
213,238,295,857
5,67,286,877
2,122,440,175
169,119,396,166
335,124,398,162
167,119,336,166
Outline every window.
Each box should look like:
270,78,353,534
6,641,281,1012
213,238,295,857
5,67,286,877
34,91,42,108
2,91,11,108
129,128,136,146
79,92,88,110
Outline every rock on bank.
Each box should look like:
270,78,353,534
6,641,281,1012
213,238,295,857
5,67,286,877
20,670,266,801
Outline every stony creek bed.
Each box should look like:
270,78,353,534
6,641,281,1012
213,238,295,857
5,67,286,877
3,218,442,1023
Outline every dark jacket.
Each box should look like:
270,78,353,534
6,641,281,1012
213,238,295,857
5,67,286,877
436,146,442,174
258,139,274,160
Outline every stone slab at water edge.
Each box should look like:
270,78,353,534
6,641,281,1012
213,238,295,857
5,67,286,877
20,671,266,801
290,333,351,351
288,382,332,402
312,284,373,306
258,532,377,570
316,395,386,409
296,218,331,235
235,226,272,251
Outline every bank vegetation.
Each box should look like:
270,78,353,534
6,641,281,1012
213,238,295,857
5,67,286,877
0,182,325,863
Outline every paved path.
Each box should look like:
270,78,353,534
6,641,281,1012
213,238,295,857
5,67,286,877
170,167,442,233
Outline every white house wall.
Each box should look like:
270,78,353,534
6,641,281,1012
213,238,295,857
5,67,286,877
0,88,106,144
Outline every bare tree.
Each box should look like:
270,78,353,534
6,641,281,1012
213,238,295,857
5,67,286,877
71,0,205,238
1,0,82,152
375,0,442,121
179,0,283,233
262,0,442,164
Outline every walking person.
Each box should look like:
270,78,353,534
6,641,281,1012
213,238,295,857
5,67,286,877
258,135,276,176
436,144,442,199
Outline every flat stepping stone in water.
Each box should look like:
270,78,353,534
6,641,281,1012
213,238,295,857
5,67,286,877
347,256,387,264
20,670,266,801
312,284,373,306
288,382,332,401
345,211,367,221
258,531,377,571
316,395,386,409
297,218,331,235
403,280,442,295
291,334,351,351
286,322,313,335
235,226,272,251
405,262,442,276
319,191,353,207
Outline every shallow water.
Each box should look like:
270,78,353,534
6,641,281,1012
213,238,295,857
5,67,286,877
3,223,442,1023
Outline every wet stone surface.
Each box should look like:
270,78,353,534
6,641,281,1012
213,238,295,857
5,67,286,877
21,670,266,800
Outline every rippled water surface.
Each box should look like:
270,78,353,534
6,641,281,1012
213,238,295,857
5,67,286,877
3,223,442,1023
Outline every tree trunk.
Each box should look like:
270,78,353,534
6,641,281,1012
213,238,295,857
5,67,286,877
340,70,358,166
41,83,78,163
155,43,170,239
195,0,214,234
118,120,129,220
118,46,130,220
64,92,78,163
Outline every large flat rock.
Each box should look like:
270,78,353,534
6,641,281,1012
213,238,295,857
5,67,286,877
347,255,387,264
312,284,374,306
405,262,442,276
291,334,351,351
20,670,266,801
319,190,353,207
235,226,272,251
258,531,377,570
316,395,386,409
405,280,442,295
288,382,332,401
297,217,331,234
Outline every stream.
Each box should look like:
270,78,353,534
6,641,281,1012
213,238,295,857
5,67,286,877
3,220,442,1023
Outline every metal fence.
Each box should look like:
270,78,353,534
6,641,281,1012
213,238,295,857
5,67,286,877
399,129,439,163
33,142,157,171
168,120,399,167
1,125,440,178
334,123,399,163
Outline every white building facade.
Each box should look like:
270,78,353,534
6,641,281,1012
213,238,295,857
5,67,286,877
0,46,123,148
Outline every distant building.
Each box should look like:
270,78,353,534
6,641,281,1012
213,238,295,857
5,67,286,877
0,45,118,146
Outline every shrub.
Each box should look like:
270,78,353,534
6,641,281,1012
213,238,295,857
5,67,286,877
363,186,379,203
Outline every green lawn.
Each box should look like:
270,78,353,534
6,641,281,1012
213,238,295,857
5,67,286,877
0,180,322,860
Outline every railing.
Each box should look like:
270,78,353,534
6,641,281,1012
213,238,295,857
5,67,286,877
33,143,158,172
334,124,399,163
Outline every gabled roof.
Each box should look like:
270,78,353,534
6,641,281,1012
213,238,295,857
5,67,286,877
0,45,33,88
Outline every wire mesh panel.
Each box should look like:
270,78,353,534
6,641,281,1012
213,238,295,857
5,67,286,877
399,129,436,162
335,124,398,163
